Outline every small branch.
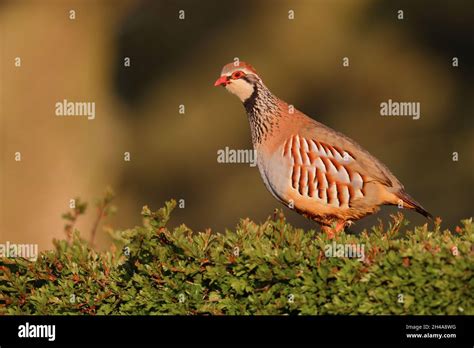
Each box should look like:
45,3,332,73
90,187,115,247
90,205,106,247
62,198,87,243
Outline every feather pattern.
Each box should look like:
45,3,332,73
283,134,365,208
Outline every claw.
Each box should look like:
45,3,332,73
322,220,354,239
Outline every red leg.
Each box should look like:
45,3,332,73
321,225,335,239
321,220,348,239
335,220,346,233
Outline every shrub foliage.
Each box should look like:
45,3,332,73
0,200,472,315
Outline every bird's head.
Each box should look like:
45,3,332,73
214,61,261,102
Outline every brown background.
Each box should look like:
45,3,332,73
0,0,472,250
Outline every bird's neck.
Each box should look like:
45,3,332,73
243,81,281,147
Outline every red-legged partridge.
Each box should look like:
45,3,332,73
214,61,432,233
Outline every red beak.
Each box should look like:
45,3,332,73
214,76,228,87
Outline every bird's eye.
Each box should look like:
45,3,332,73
231,71,244,79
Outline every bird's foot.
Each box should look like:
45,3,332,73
322,220,353,239
334,221,346,233
322,224,341,239
321,226,336,239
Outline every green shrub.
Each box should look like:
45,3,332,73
0,200,472,315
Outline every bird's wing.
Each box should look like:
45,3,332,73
297,117,401,189
281,132,400,209
282,134,364,208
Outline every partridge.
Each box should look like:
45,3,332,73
214,61,432,233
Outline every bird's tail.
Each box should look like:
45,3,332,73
396,190,433,219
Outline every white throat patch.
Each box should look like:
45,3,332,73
225,78,254,102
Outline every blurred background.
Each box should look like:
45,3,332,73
0,0,472,250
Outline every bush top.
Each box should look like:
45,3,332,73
1,200,472,315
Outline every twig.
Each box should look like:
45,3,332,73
90,200,109,247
